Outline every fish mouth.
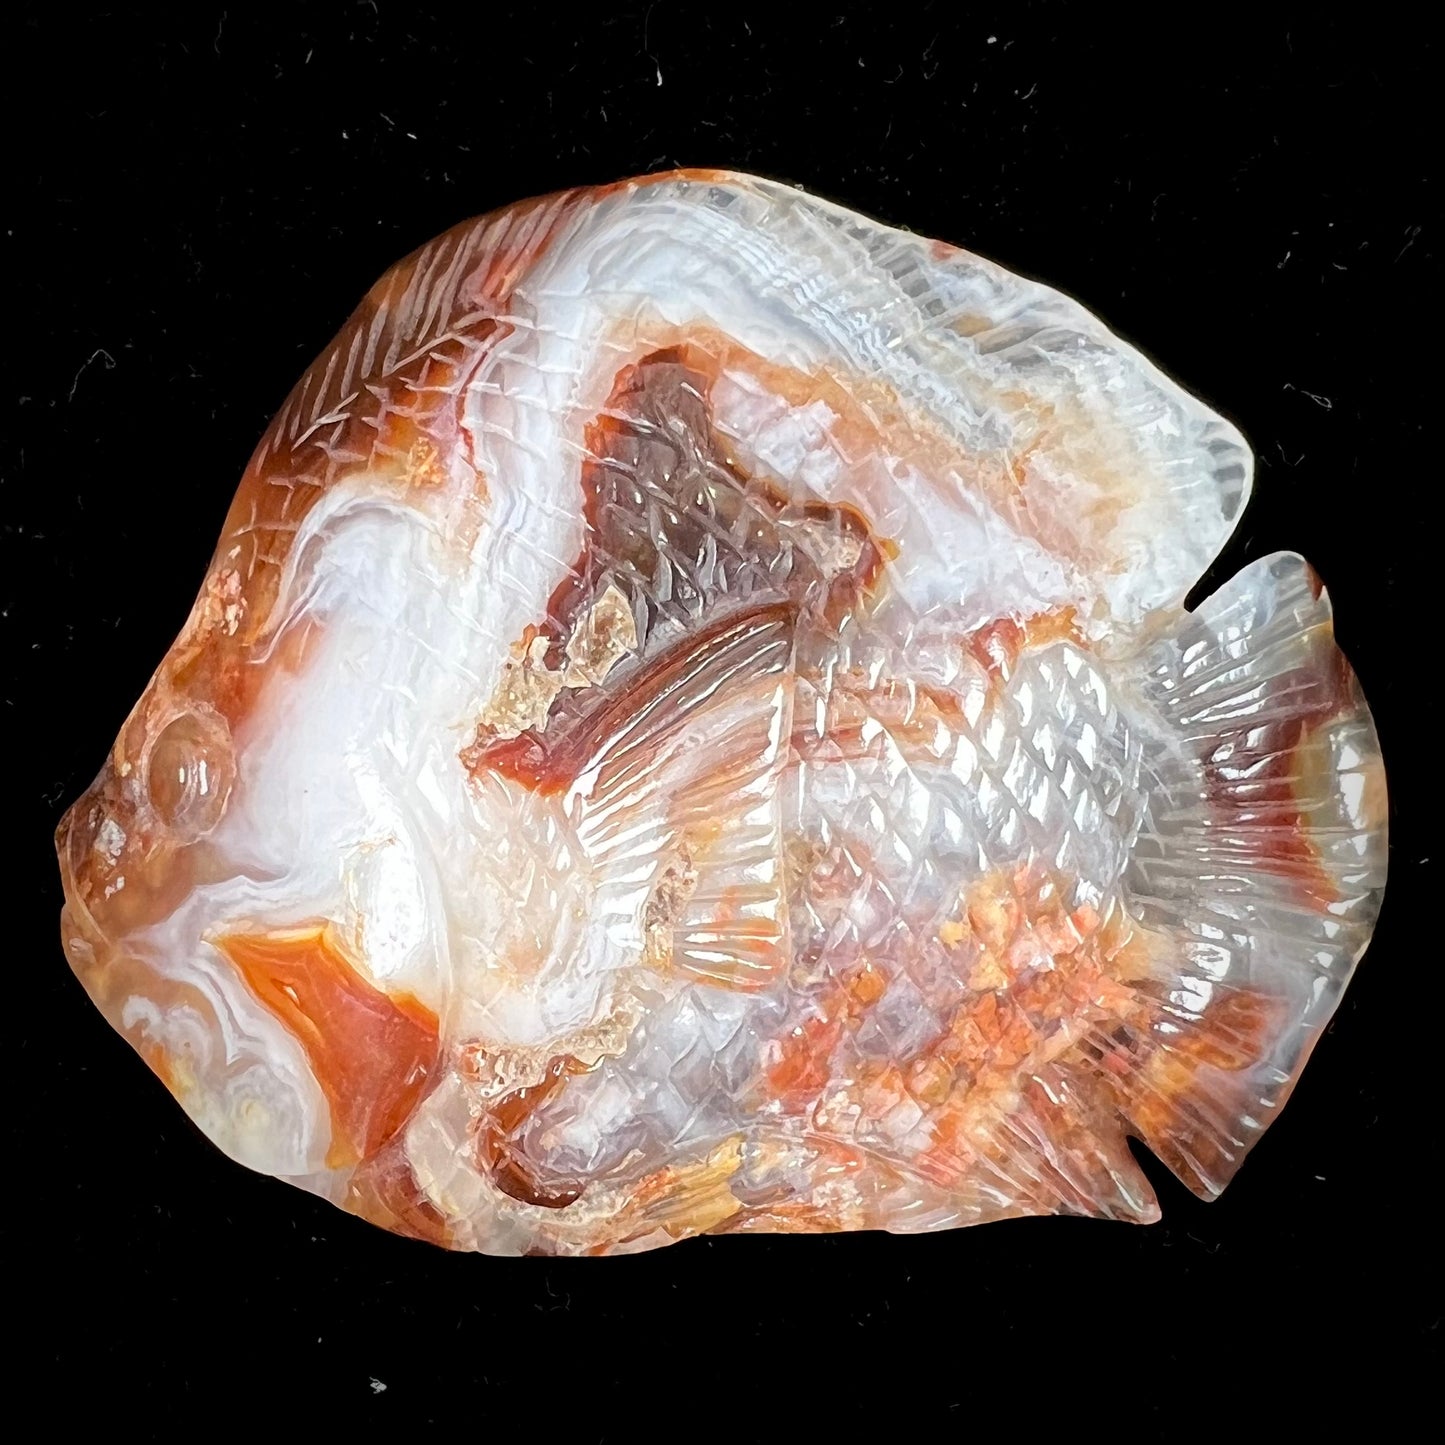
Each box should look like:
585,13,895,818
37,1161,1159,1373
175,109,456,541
55,782,120,985
57,763,340,1180
56,699,237,980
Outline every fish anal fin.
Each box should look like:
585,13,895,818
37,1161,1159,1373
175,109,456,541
915,1058,1160,1224
1089,984,1284,1199
1000,1074,1161,1222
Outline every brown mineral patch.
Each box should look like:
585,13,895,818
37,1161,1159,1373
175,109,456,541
561,583,638,688
475,1055,588,1210
542,344,895,657
475,634,566,741
462,977,659,1211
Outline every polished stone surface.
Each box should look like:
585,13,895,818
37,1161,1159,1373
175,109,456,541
57,172,1387,1253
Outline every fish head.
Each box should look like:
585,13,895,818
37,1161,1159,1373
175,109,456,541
58,669,237,991
50,510,443,1186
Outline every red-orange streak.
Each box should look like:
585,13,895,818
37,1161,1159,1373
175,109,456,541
464,599,793,794
1198,640,1354,901
962,607,1082,684
215,927,440,1170
467,1053,606,1209
767,1013,845,1113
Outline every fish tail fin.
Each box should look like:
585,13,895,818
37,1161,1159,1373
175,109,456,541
1113,551,1387,1197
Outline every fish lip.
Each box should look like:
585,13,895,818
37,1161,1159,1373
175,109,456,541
55,787,110,958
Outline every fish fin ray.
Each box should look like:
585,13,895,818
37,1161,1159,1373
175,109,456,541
571,606,794,991
1114,551,1386,1195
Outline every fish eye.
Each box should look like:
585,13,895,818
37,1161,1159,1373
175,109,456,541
146,709,234,839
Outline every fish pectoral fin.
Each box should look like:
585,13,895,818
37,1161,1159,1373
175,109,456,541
574,602,795,991
666,816,791,991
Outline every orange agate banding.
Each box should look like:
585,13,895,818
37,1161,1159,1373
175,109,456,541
214,927,439,1169
55,170,1386,1255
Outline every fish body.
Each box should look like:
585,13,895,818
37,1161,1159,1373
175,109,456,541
57,172,1387,1253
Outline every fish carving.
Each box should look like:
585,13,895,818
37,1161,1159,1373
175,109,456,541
56,171,1387,1254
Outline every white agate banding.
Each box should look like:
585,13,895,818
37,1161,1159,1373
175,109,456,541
57,171,1386,1253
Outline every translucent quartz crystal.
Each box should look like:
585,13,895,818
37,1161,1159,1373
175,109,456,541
56,171,1388,1254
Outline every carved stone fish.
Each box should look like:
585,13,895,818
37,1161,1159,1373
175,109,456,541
56,171,1387,1254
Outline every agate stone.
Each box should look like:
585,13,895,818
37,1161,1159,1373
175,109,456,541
56,171,1388,1254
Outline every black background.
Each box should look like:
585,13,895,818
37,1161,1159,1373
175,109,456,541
7,3,1436,1428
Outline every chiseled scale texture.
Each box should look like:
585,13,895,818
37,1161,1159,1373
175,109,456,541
56,171,1387,1254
